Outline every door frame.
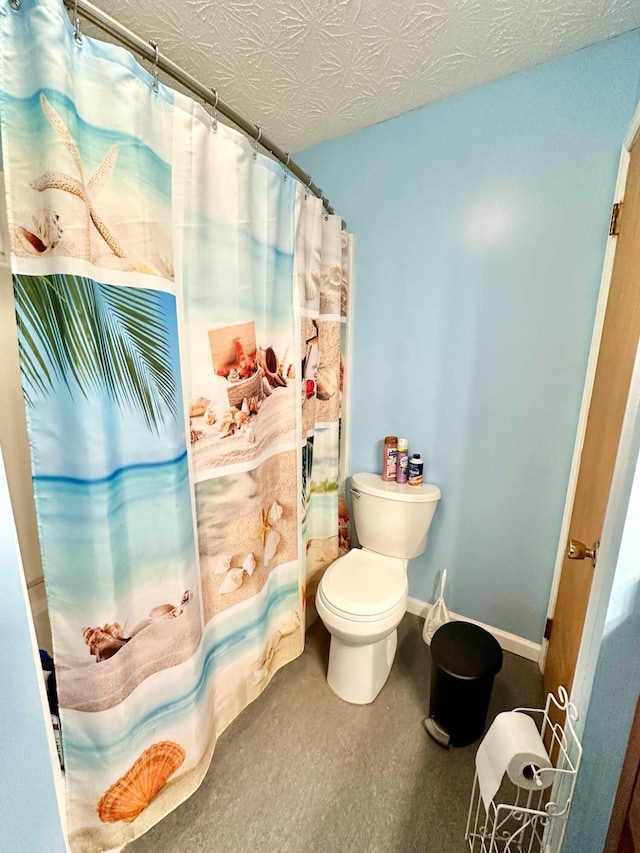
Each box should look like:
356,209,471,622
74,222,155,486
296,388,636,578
540,100,640,675
543,101,640,851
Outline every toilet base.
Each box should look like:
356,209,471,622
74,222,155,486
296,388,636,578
327,629,398,705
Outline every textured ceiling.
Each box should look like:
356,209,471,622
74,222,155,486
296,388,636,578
83,0,640,152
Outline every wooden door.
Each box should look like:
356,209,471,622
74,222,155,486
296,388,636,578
543,137,640,699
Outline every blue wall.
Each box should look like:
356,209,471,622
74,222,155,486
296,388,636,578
297,31,640,642
0,449,67,851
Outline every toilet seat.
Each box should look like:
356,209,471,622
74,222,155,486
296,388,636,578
317,589,407,624
319,549,408,620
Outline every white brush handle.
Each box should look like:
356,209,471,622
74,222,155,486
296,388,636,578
439,568,447,599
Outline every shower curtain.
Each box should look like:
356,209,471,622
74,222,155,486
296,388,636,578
0,0,351,850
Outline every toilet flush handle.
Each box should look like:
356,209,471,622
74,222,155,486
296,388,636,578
350,488,361,499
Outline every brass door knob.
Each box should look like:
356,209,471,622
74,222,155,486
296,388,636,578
567,539,599,567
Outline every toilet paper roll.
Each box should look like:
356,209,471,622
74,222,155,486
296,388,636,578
475,711,553,811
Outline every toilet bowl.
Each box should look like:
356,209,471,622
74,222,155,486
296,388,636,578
316,548,408,704
317,472,441,705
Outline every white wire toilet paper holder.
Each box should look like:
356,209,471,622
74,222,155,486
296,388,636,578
465,687,582,853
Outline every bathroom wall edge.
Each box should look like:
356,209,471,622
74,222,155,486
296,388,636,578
407,597,542,663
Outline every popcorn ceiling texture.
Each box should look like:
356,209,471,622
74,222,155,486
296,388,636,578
87,0,640,150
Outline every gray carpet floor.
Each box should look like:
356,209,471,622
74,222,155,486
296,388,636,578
128,613,544,853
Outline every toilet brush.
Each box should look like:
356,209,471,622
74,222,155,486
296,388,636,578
422,568,449,646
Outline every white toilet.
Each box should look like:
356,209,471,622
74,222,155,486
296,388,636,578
316,472,441,705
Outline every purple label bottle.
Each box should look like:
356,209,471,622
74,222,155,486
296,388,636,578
396,438,409,483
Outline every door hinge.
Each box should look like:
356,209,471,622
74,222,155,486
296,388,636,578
544,618,553,641
609,202,623,236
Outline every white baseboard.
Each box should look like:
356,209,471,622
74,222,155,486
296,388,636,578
406,596,541,663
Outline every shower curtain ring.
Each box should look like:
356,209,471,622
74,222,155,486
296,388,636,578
149,40,160,93
304,175,313,199
252,124,262,160
282,151,290,181
73,0,83,44
209,87,219,131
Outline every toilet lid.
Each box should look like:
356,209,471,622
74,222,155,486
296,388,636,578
321,549,408,617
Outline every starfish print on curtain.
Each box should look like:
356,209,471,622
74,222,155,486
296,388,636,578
30,94,126,258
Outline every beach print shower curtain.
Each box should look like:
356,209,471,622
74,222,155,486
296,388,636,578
0,0,351,850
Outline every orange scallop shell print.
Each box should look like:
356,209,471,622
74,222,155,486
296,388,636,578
97,741,186,823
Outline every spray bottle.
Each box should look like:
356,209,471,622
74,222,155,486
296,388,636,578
395,438,409,484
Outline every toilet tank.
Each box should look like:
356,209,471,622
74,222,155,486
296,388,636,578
350,472,441,560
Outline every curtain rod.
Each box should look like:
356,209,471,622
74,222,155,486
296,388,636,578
62,0,335,216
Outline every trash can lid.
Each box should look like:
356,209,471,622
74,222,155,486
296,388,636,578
430,621,503,680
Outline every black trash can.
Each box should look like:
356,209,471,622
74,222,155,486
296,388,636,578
426,621,503,747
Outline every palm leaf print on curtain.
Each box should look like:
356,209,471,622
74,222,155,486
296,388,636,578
14,273,178,427
0,0,350,849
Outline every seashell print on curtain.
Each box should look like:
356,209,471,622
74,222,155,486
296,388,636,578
0,0,351,850
295,188,353,608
